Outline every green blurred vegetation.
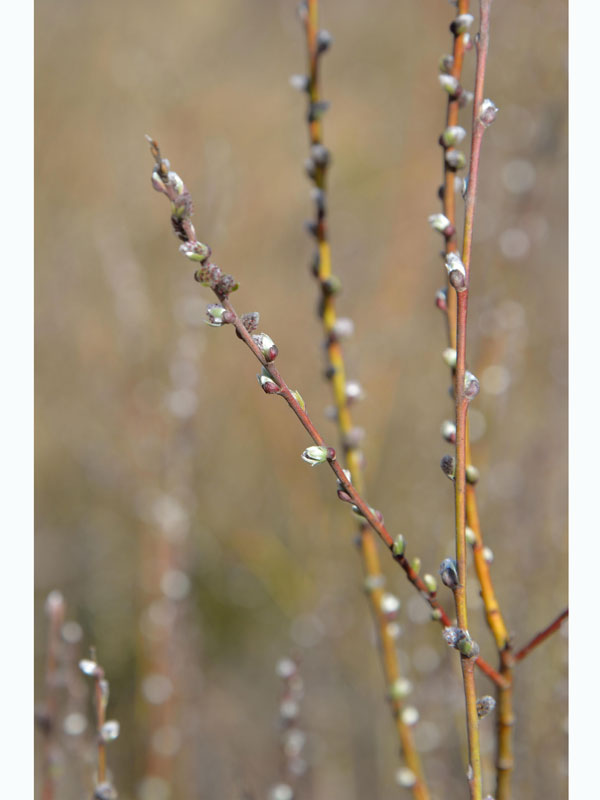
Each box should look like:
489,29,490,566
35,1,567,798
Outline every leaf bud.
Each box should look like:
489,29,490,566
291,389,305,411
392,535,405,557
439,558,459,589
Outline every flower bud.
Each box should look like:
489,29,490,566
100,720,120,742
79,659,98,677
257,368,279,394
401,706,420,726
332,317,354,339
423,574,438,594
310,144,330,166
441,420,456,443
431,608,443,621
477,695,496,719
435,287,448,311
345,380,364,403
439,74,460,95
440,454,456,480
442,348,457,368
289,74,310,92
450,14,474,35
241,311,260,333
396,768,417,788
380,593,401,620
445,150,467,170
429,213,454,236
459,90,474,108
322,275,342,295
389,678,412,700
253,332,279,362
465,526,476,545
205,304,230,327
479,99,499,127
316,29,333,54
441,126,467,147
180,241,211,263
464,371,480,400
445,251,467,291
466,464,480,484
483,546,494,564
301,445,334,467
439,558,459,589
438,54,454,74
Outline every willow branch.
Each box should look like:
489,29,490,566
295,3,429,795
513,609,568,663
145,136,506,690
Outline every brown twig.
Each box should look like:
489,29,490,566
513,608,568,663
145,136,507,691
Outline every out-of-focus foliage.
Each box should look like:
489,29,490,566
35,1,567,798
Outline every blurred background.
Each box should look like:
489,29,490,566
35,1,567,798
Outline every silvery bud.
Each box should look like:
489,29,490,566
257,368,279,394
253,332,279,363
301,445,334,467
479,99,499,127
439,74,460,95
310,144,330,166
459,90,474,108
465,526,476,545
441,420,456,443
332,317,354,339
396,768,417,788
450,14,474,35
466,464,480,484
439,558,459,589
289,74,310,92
445,150,467,170
477,695,496,719
389,678,412,700
441,126,467,147
380,593,401,620
316,29,333,54
429,213,454,237
440,454,456,480
442,348,457,368
205,304,230,327
445,251,467,291
241,311,260,333
464,371,480,400
345,380,364,403
180,241,211,263
439,54,454,74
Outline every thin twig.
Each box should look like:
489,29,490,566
513,609,568,663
